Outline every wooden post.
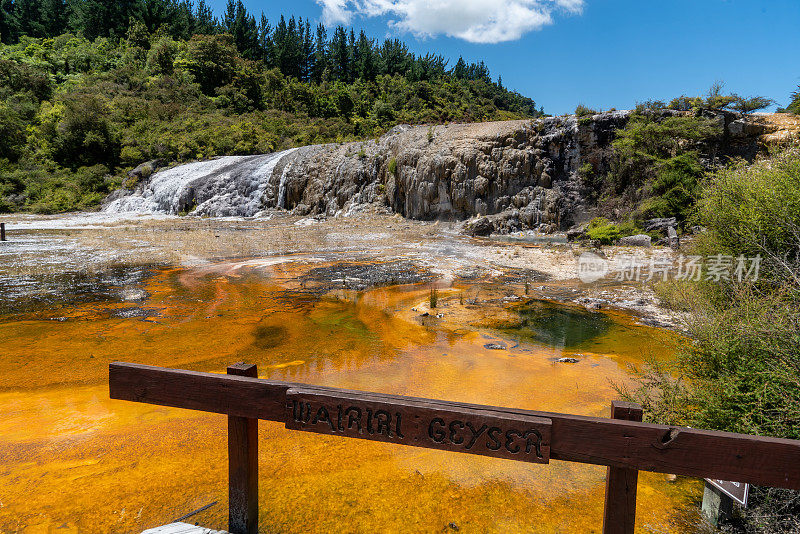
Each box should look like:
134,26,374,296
602,401,643,534
701,481,733,526
227,363,259,534
1,223,5,241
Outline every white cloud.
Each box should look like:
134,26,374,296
316,0,584,44
319,0,355,25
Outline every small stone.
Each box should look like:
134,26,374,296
484,343,507,350
555,357,580,363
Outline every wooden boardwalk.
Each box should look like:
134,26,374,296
141,522,229,534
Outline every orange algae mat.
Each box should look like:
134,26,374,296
0,260,700,533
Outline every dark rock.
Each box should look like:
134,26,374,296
644,217,677,232
618,234,652,247
555,357,580,363
667,226,680,249
484,343,507,350
293,203,311,216
463,217,494,237
127,159,163,181
566,225,588,241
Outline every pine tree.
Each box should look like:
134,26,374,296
0,0,20,44
329,26,349,82
16,0,44,37
171,1,196,40
258,13,271,63
69,0,142,40
195,0,216,34
40,0,68,37
346,28,355,83
379,39,410,77
68,0,108,40
219,1,259,59
222,0,236,32
300,19,314,82
312,23,327,83
269,15,287,74
354,30,375,81
453,57,467,79
285,16,299,77
141,0,173,33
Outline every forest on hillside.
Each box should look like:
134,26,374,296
0,0,542,213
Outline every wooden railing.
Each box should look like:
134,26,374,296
109,362,800,534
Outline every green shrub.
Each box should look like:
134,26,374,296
787,85,800,115
0,102,26,162
667,95,703,111
605,111,720,222
698,148,800,266
586,217,621,244
635,99,666,112
574,104,597,117
623,149,800,530
578,162,598,190
388,157,398,176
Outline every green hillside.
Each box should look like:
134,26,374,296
0,0,542,213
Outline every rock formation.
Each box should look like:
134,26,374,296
107,110,773,233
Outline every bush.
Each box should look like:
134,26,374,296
698,149,800,269
586,217,621,244
179,34,237,96
787,85,800,115
0,103,26,162
574,103,597,117
668,95,703,111
605,111,720,222
623,149,800,531
388,157,398,176
51,94,120,168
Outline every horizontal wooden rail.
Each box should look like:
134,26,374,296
109,362,800,490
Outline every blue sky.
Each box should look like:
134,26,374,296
208,0,800,115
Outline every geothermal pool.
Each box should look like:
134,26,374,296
0,215,699,533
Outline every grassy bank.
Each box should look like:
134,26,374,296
624,148,800,532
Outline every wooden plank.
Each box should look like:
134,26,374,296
226,364,258,534
286,388,551,463
602,401,642,534
109,362,800,489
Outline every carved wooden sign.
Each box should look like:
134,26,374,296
285,388,551,463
